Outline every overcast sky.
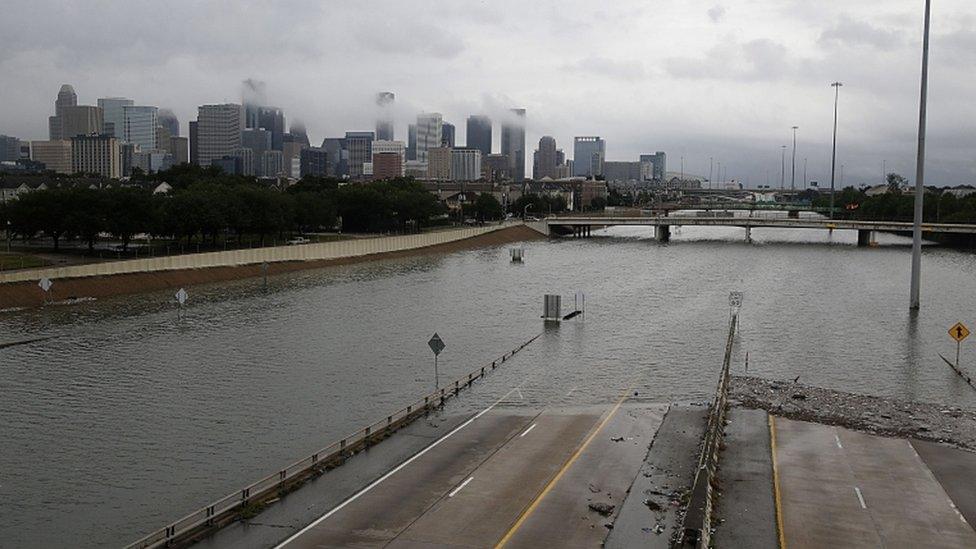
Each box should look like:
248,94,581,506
2,0,974,186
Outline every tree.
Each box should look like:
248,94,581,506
886,173,907,194
104,187,153,250
589,196,607,210
473,193,504,221
65,188,107,252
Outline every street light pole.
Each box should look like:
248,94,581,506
790,126,799,192
709,157,713,190
780,145,786,190
910,0,932,310
829,81,843,219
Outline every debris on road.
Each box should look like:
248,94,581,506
588,502,615,516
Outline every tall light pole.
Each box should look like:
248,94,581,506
829,82,843,219
709,156,713,190
717,161,721,187
790,126,799,192
803,158,808,189
910,0,932,310
780,145,786,190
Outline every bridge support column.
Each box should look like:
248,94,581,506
655,225,670,243
857,229,873,247
745,227,752,243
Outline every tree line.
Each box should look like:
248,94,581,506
804,176,976,223
0,168,447,251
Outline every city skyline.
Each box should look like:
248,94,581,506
1,1,974,185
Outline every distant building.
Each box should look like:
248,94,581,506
344,131,375,178
169,136,189,165
573,137,605,178
441,122,456,148
321,137,347,177
281,140,305,175
120,143,137,176
30,140,73,174
71,134,120,178
404,160,428,179
242,128,272,158
260,150,284,178
288,121,310,147
48,84,78,140
0,135,20,162
97,97,133,140
416,113,442,163
158,108,179,137
501,109,526,181
232,147,254,176
300,147,329,177
533,136,559,180
466,115,492,158
603,161,641,182
407,123,417,161
427,147,452,180
258,106,286,151
61,106,103,139
123,105,158,151
376,92,395,141
188,121,199,165
132,149,172,173
483,154,510,182
371,140,406,178
640,151,667,181
211,155,243,175
196,104,244,167
451,148,482,181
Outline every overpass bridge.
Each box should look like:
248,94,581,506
533,214,976,245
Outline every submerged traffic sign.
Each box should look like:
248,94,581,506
428,333,445,356
949,322,970,343
38,278,52,292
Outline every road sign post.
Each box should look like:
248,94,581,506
949,322,970,371
428,333,446,390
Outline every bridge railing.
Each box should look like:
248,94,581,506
677,312,737,548
125,333,542,549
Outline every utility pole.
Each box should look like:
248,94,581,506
803,158,808,189
709,157,713,190
790,126,799,191
910,0,932,310
883,159,887,185
780,145,786,190
829,82,843,219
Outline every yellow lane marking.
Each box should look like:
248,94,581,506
769,415,787,549
494,395,628,548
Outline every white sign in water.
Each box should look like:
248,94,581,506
175,288,188,306
38,278,53,292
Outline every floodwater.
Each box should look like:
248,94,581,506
2,223,975,548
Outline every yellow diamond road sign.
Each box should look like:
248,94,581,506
949,322,970,343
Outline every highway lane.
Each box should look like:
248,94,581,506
772,417,976,549
275,395,669,548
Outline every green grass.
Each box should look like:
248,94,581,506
0,253,51,271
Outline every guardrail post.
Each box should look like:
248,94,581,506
340,439,346,455
407,405,412,415
206,505,215,526
364,426,371,447
279,470,286,487
241,487,250,506
454,380,459,395
492,360,496,369
312,452,318,464
480,367,485,378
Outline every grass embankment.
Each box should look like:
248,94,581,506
0,253,50,271
0,225,543,310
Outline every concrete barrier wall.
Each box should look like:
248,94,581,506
0,224,516,284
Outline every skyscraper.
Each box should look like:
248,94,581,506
376,92,395,141
344,131,375,178
501,108,526,181
242,128,272,174
321,137,347,177
71,134,120,178
300,147,329,177
466,115,491,158
158,109,180,137
188,121,198,165
533,136,558,180
451,148,482,182
288,120,310,147
427,147,452,180
415,113,442,164
97,97,133,140
441,122,456,148
573,136,605,178
371,140,406,179
257,106,285,151
123,106,158,151
49,84,78,140
61,106,103,139
30,140,73,174
196,104,244,167
407,124,417,161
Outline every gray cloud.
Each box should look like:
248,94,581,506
565,57,647,81
708,5,727,23
818,15,904,50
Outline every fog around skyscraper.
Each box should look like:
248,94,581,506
1,0,975,184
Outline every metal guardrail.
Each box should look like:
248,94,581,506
677,312,737,548
125,333,542,549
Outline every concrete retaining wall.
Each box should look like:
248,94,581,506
1,224,515,284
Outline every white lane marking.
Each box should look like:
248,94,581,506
520,423,537,437
515,387,524,400
448,476,474,498
834,434,843,449
906,440,972,524
274,385,521,548
566,386,578,397
854,486,867,509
